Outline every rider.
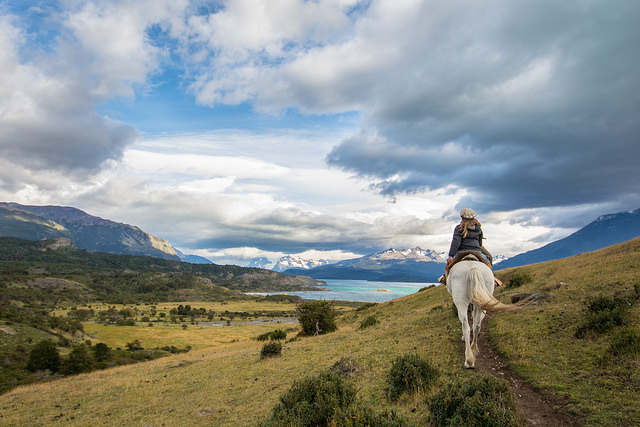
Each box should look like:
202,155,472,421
447,208,492,266
439,208,500,285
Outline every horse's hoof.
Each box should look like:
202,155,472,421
464,362,475,369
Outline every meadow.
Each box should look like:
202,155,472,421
1,238,639,425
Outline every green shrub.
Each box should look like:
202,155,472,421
359,314,378,330
60,346,95,375
26,340,60,373
93,343,111,362
260,341,282,359
505,271,532,289
297,300,337,336
575,295,632,338
387,353,439,401
429,375,518,427
263,371,356,426
258,329,288,341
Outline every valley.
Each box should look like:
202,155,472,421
1,237,639,425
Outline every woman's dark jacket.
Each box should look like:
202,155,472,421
448,222,483,257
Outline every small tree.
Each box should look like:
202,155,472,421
60,346,95,375
27,340,61,373
93,343,111,362
297,300,337,336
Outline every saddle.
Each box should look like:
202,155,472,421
440,251,502,286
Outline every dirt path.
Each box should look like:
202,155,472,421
461,315,583,426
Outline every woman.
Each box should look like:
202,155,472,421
439,208,499,285
447,208,492,265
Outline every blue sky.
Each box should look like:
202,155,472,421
1,0,639,266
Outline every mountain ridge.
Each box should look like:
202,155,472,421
0,202,181,261
496,208,640,269
283,246,446,282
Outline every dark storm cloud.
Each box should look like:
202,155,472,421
326,1,640,211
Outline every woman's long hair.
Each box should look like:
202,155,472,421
457,218,480,238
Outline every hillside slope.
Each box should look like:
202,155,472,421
497,208,640,269
1,239,638,425
0,237,323,302
0,203,181,261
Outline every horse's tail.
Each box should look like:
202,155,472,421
468,267,524,312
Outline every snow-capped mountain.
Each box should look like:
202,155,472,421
248,257,272,269
361,247,445,263
273,255,330,272
283,247,447,282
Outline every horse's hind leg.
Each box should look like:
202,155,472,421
471,305,485,356
456,304,475,369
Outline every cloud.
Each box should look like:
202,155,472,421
181,1,640,213
0,6,148,176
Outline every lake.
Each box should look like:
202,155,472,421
250,279,437,302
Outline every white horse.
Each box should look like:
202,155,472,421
446,258,524,369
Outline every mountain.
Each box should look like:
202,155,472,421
0,202,180,261
175,249,213,264
0,236,325,299
248,257,272,269
273,255,330,272
283,247,446,282
496,208,640,269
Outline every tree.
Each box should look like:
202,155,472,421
296,300,337,336
26,340,61,373
60,346,95,375
93,343,111,362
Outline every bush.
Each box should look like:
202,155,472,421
26,340,60,373
264,371,356,426
93,343,111,362
257,329,287,341
359,315,378,330
505,271,532,289
387,353,439,401
575,295,632,338
429,375,518,427
60,346,95,375
297,300,337,336
260,341,282,359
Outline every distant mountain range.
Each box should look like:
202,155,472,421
0,202,184,261
281,208,640,280
283,247,446,282
273,255,330,272
495,208,640,269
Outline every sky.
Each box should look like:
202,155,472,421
1,0,639,267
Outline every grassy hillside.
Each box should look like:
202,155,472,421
0,237,322,304
1,238,639,425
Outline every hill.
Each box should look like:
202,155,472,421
2,238,637,425
284,247,445,282
0,202,181,261
0,236,323,302
496,207,640,269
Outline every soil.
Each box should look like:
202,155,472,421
461,315,583,426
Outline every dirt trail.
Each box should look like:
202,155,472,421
462,315,583,426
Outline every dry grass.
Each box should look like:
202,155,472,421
0,287,462,426
1,239,639,426
492,237,640,426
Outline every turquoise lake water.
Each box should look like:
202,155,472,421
253,279,438,302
